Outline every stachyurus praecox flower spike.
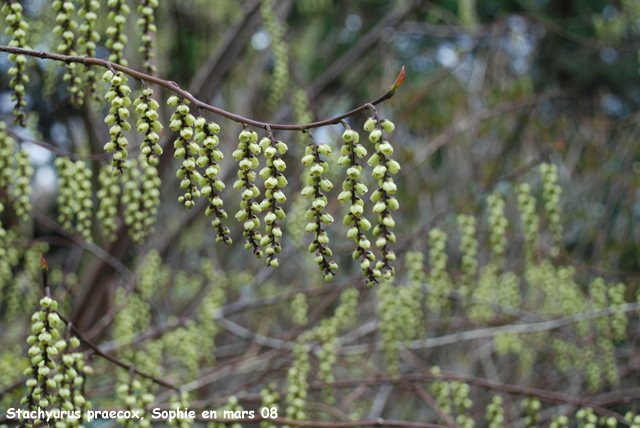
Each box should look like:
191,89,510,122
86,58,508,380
2,0,30,126
301,131,337,282
77,0,101,100
168,95,202,209
52,0,84,105
338,124,379,286
259,132,288,268
134,86,163,166
233,128,263,258
195,117,232,245
103,70,132,175
105,0,130,66
364,114,400,280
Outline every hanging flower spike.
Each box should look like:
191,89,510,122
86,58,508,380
301,130,337,282
0,122,15,189
168,95,201,209
539,162,563,257
103,70,132,175
52,0,84,106
259,129,288,268
54,158,93,240
57,336,93,420
13,148,33,221
137,0,158,75
134,85,163,166
21,293,61,419
516,182,539,264
3,0,30,126
139,153,161,239
457,214,478,298
194,116,231,245
365,109,400,280
97,164,120,241
338,122,379,286
77,0,101,101
121,159,145,242
487,191,508,269
260,0,289,108
0,123,32,221
105,0,130,66
233,127,263,258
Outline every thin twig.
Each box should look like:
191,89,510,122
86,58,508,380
0,45,403,131
55,312,180,391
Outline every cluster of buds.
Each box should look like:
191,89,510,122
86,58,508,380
487,191,508,268
486,396,505,428
377,279,402,374
77,0,101,100
233,129,263,257
168,95,202,209
57,336,93,422
284,341,310,421
11,148,33,220
291,292,308,325
260,0,289,108
105,0,130,66
0,202,5,258
137,0,159,74
194,117,231,244
608,282,628,342
167,393,193,428
364,114,400,279
338,125,378,286
624,412,640,428
516,183,539,264
258,133,288,268
54,157,93,239
3,0,29,126
260,384,280,428
138,159,161,242
103,70,132,175
539,162,563,256
116,376,153,428
23,297,59,410
457,214,478,297
134,86,163,165
0,122,15,188
121,161,145,242
96,165,120,241
52,0,84,105
450,381,474,428
521,397,541,428
427,228,451,315
301,132,337,281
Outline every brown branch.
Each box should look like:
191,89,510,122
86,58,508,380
316,372,631,422
415,385,461,428
191,415,448,428
0,45,402,131
30,209,136,284
55,311,180,391
5,127,125,161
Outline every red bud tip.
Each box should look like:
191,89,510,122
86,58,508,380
388,66,406,94
40,254,48,272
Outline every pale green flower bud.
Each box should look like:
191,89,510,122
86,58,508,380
317,144,331,156
102,70,114,82
364,117,377,132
